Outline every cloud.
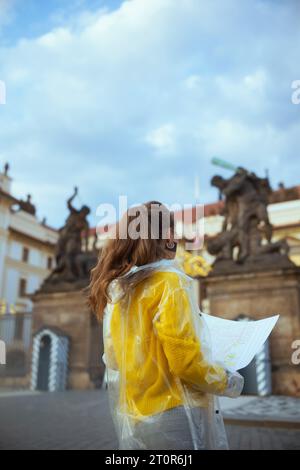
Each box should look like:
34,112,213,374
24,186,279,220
0,0,299,227
184,75,203,90
145,123,176,156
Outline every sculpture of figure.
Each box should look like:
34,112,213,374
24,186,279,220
50,187,91,282
207,227,239,262
247,217,289,258
74,233,100,279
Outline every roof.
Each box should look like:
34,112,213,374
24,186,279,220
270,185,300,204
40,222,58,234
8,227,56,248
88,184,300,235
0,188,20,205
273,222,300,231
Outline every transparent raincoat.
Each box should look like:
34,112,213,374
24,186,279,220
103,259,243,450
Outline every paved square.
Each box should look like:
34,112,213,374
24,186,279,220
0,391,299,450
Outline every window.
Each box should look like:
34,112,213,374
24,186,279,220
22,247,29,263
19,278,27,297
47,257,53,270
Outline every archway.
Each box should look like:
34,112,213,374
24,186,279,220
31,328,69,392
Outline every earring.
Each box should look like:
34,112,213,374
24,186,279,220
166,241,175,249
166,241,177,252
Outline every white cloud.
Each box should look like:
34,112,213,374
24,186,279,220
244,69,267,92
145,124,176,156
184,75,203,90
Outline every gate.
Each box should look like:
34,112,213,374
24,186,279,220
31,328,69,392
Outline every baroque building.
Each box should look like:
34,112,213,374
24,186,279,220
0,164,58,313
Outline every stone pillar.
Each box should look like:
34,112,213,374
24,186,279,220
201,267,300,396
30,290,104,390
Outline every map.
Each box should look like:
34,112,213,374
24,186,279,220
202,313,279,371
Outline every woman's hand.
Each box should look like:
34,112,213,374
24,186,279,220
222,370,244,398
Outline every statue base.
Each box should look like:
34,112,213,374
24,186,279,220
30,289,104,390
38,278,90,294
211,252,294,275
201,265,300,396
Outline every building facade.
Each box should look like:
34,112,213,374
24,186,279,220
0,165,58,313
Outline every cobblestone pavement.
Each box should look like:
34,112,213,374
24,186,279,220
0,391,300,450
220,395,300,423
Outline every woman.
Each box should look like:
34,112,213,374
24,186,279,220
88,201,244,450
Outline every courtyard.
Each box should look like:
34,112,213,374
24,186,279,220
0,390,299,450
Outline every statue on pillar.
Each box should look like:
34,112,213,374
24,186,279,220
41,187,98,291
4,163,9,176
207,166,292,272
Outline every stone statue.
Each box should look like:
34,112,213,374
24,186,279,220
207,227,238,262
208,167,293,272
4,162,9,176
41,188,98,291
19,194,36,216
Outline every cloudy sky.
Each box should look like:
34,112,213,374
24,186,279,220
0,0,299,228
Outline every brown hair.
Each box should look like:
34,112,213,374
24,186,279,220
88,201,174,321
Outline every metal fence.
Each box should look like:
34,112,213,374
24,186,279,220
0,313,32,378
0,313,32,350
